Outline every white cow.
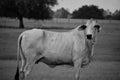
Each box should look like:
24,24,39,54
15,19,101,80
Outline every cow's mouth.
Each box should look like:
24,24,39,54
87,35,92,40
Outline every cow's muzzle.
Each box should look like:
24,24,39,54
87,35,92,40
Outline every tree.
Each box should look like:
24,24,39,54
72,5,104,19
112,10,120,20
103,9,112,19
0,0,57,28
54,7,70,18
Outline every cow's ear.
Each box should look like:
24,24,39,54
78,25,87,30
94,25,101,32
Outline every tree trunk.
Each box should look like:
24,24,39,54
18,16,24,28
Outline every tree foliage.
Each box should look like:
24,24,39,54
112,10,120,20
0,0,17,17
0,0,57,28
54,7,70,18
72,5,104,19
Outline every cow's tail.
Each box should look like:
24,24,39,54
14,35,23,80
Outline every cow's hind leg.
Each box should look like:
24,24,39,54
19,58,34,80
23,55,43,80
19,57,27,80
23,61,35,79
23,56,37,80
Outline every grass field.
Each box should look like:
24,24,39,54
0,18,120,80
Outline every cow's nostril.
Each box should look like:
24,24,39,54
87,35,92,39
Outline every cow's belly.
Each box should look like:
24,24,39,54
43,49,73,63
40,44,74,67
40,56,74,67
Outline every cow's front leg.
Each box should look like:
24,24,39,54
74,58,82,80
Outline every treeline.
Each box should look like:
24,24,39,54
53,5,120,20
0,0,120,28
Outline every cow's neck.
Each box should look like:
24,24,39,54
86,39,93,57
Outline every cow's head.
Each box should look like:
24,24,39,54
85,19,101,40
78,19,101,40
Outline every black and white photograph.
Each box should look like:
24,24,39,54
0,0,120,80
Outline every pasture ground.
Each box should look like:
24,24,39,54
0,20,120,80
